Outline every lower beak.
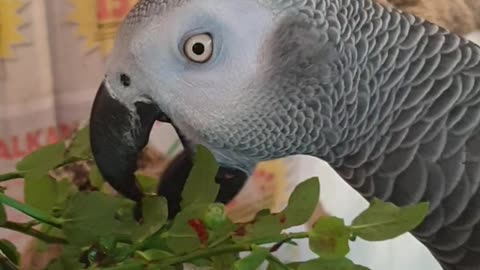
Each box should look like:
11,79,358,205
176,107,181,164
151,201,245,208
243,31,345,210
89,81,165,201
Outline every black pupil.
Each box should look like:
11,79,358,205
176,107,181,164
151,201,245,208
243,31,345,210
120,74,131,87
192,43,205,55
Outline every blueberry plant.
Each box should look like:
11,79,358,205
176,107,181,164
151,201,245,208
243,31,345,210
0,127,429,270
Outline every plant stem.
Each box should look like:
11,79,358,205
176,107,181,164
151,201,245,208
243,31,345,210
155,232,308,267
0,172,24,182
2,221,67,244
0,250,18,270
0,193,63,228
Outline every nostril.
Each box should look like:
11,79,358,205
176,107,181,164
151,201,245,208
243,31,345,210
120,73,131,87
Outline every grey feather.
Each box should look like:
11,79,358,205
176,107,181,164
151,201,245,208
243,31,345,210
232,1,480,269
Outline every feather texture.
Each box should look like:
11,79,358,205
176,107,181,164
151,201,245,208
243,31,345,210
278,1,480,269
216,0,480,268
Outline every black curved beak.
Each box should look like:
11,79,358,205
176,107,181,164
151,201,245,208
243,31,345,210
89,82,167,201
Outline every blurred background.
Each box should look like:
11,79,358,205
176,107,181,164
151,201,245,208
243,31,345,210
0,1,479,269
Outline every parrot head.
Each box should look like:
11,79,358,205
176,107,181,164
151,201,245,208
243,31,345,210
90,0,335,200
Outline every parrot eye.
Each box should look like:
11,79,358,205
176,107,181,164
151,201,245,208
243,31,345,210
183,33,213,63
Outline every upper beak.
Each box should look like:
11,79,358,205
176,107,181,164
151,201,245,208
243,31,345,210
89,81,167,201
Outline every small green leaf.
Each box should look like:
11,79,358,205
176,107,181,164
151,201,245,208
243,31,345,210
234,210,283,242
62,192,139,246
135,174,158,194
202,203,227,230
166,204,210,254
89,166,105,190
16,142,66,173
309,217,350,259
24,173,58,213
66,127,92,160
351,199,429,241
298,258,370,270
180,145,219,209
234,246,269,270
0,203,6,225
281,177,320,228
134,196,168,242
0,239,19,265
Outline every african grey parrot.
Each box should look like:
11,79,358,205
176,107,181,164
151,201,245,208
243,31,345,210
88,0,480,269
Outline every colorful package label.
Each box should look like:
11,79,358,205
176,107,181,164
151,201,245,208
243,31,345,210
68,0,138,55
0,0,25,59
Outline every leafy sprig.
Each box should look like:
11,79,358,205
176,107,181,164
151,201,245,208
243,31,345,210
0,127,429,270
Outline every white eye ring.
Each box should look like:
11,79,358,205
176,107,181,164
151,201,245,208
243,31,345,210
183,33,213,63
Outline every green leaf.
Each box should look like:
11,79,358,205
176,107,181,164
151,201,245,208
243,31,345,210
135,174,158,195
281,177,320,228
298,258,370,270
180,145,219,209
309,217,350,259
233,246,269,270
166,204,210,254
24,173,58,213
0,239,19,265
133,196,168,242
0,203,6,225
66,126,92,160
89,166,105,190
16,142,66,173
55,179,78,208
234,210,283,242
351,199,429,241
62,192,139,246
